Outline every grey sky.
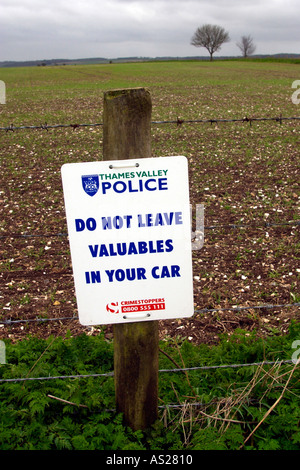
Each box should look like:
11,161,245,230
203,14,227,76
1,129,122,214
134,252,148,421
0,0,299,61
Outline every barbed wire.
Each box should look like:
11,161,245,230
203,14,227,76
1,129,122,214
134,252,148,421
1,115,300,132
204,220,300,230
153,115,300,126
0,315,77,325
0,122,103,132
195,302,300,315
0,219,298,241
0,359,295,384
1,303,299,326
0,232,68,240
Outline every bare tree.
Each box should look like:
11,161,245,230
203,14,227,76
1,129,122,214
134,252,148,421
237,35,256,57
191,24,230,61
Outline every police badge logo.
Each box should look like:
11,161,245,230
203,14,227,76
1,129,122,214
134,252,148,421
82,175,99,197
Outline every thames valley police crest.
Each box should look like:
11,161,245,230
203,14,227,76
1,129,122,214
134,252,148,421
82,175,99,197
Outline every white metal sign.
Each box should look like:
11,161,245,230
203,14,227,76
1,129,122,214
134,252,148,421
61,156,194,325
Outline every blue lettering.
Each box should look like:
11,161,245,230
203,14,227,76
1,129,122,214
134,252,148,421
144,179,156,191
113,216,123,229
75,219,85,232
87,218,97,231
116,243,127,256
152,266,160,279
124,215,133,227
85,271,101,284
102,182,111,194
128,180,138,192
165,239,174,252
158,178,168,190
137,212,182,227
148,240,157,253
138,214,145,227
115,269,125,281
100,244,110,256
152,265,181,279
102,217,112,230
128,242,138,255
161,265,171,278
105,267,147,282
105,270,114,282
88,245,98,257
154,213,163,226
100,178,168,194
137,267,147,279
163,212,173,225
171,265,181,277
114,181,127,193
126,268,136,281
101,215,132,230
88,239,173,257
156,240,164,252
146,214,153,226
138,241,148,254
109,244,117,256
175,212,183,224
75,218,97,232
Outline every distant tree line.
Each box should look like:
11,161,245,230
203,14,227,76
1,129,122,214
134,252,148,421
191,24,256,60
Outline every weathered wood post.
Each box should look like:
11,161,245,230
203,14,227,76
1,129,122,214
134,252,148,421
103,88,159,431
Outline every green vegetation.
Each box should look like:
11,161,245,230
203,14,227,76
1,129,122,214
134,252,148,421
0,323,300,450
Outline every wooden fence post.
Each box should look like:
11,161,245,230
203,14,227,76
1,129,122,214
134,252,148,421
103,88,159,431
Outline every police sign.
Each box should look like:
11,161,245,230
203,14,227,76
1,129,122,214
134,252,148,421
61,156,194,325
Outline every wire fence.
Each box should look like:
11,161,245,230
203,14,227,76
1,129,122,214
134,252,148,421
1,114,300,132
0,359,295,384
0,303,299,326
0,219,299,241
0,111,299,407
1,357,296,416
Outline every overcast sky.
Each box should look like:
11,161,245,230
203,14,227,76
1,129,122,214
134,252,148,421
0,0,299,61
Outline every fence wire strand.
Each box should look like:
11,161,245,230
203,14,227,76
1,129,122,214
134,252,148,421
0,359,295,384
0,219,298,241
0,122,103,132
1,303,299,326
1,115,300,132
